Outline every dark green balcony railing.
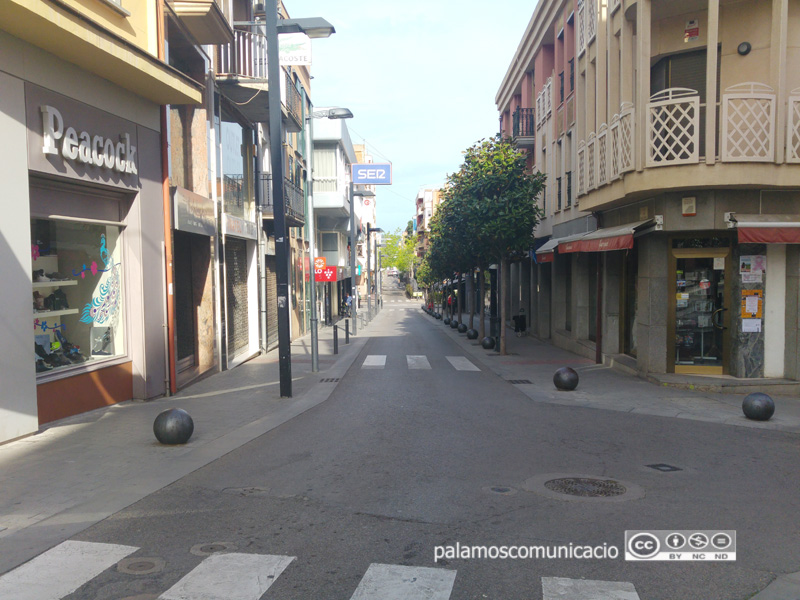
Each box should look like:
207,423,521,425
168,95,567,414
512,107,536,138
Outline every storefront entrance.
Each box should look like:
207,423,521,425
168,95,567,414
670,247,731,374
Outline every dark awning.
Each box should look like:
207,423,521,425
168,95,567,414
732,214,800,244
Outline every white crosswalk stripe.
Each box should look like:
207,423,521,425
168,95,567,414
407,355,432,369
159,553,294,600
362,355,387,368
542,577,640,600
0,540,138,600
349,563,456,600
445,356,480,371
0,542,645,600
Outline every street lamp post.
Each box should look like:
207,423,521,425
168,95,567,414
366,225,383,318
306,107,353,373
265,7,335,396
349,187,374,334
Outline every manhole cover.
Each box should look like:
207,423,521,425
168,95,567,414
190,542,237,556
117,557,165,575
544,477,627,497
647,463,682,472
482,485,518,496
320,378,340,383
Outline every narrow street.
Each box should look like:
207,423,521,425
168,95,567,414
3,279,798,599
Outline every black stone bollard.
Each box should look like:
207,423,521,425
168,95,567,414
444,317,451,325
458,323,468,333
553,367,579,391
466,329,479,340
742,392,775,421
333,325,339,354
345,320,350,344
450,320,459,329
480,336,495,350
153,408,194,445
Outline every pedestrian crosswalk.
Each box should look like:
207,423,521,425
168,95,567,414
0,541,641,600
362,355,481,371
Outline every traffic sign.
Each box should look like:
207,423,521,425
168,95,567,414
352,163,392,185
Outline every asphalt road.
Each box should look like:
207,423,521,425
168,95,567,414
50,278,800,599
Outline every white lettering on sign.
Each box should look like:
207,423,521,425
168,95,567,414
40,105,137,175
362,169,386,180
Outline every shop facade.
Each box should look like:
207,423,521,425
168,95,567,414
0,65,179,442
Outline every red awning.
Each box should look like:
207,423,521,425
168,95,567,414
558,220,651,253
733,215,800,244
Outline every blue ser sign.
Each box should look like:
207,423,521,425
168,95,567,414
352,163,392,185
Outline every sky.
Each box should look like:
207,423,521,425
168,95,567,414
295,0,538,234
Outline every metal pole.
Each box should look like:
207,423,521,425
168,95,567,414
378,247,382,308
267,4,292,397
333,325,338,354
305,113,319,372
349,185,358,335
345,320,349,343
367,223,372,319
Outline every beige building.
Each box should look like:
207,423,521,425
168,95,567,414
497,0,800,380
414,185,443,258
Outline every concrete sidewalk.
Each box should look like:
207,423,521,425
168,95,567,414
429,309,800,435
0,319,367,575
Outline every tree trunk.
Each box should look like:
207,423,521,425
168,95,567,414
500,257,509,355
478,269,486,339
456,277,462,324
467,271,474,330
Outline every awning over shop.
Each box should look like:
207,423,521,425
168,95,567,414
731,214,800,244
558,220,652,253
533,238,559,263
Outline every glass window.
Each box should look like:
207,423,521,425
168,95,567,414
219,106,254,220
313,148,337,192
32,219,125,374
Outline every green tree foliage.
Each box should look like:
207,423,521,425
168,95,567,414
380,228,416,275
424,134,545,352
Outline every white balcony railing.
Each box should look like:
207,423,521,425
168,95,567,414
536,77,553,129
787,88,800,163
586,132,597,190
217,29,268,79
609,0,621,14
586,0,597,45
647,88,700,167
597,123,609,186
577,141,586,197
577,0,586,56
721,82,776,162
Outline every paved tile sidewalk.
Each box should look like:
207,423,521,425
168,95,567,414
426,309,800,435
0,319,366,575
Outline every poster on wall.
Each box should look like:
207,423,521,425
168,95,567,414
684,20,700,42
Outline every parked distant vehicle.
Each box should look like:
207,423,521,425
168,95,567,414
387,267,398,276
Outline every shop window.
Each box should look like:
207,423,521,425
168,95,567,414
32,219,125,375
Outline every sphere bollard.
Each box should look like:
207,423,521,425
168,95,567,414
466,329,479,340
742,392,775,421
458,323,468,333
436,313,442,320
153,408,194,444
553,367,579,391
480,336,495,350
450,320,459,329
444,317,451,325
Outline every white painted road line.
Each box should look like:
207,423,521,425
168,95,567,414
407,355,432,369
0,540,138,600
159,553,294,600
542,577,639,600
362,355,387,368
349,563,456,600
446,356,480,371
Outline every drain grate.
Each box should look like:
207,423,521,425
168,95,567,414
544,477,627,498
508,379,533,385
320,378,340,383
647,463,683,472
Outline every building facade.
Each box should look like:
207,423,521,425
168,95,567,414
414,185,442,258
312,114,356,323
497,0,800,380
0,0,203,443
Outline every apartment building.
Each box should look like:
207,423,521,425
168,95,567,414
414,185,443,258
312,114,357,323
0,0,203,442
497,0,800,380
